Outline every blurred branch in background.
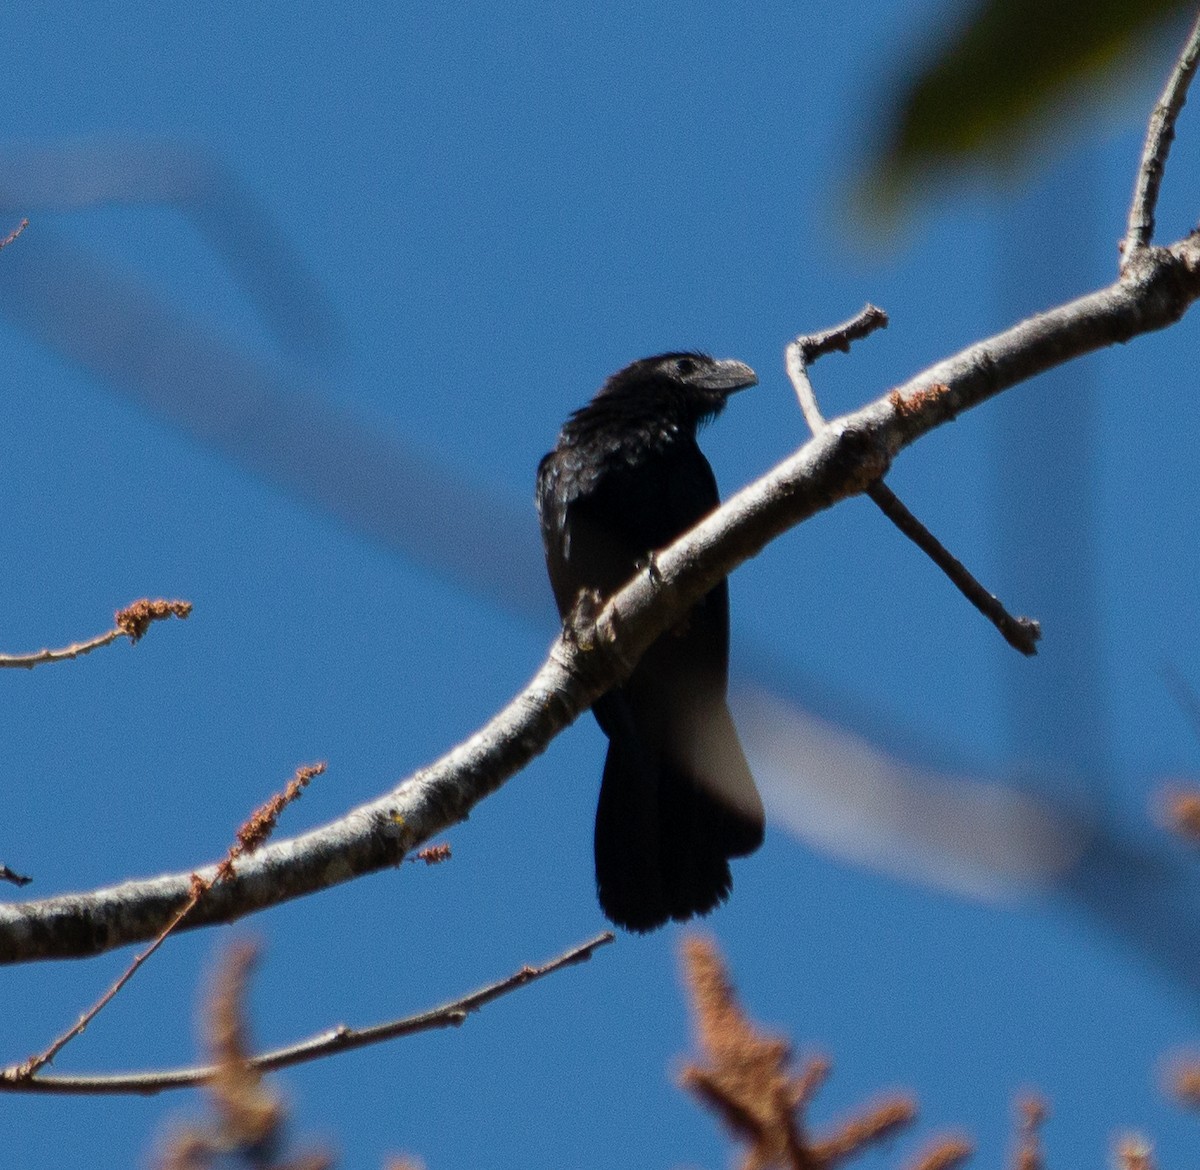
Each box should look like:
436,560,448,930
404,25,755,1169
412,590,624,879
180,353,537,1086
0,212,548,625
0,138,336,355
153,940,333,1170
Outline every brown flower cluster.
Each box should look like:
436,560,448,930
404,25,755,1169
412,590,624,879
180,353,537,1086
217,762,327,879
1160,787,1200,845
1011,1096,1045,1170
678,935,952,1170
115,598,193,643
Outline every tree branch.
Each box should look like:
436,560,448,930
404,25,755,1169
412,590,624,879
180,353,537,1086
785,303,889,433
0,599,192,670
0,218,27,250
7,763,324,1080
0,932,613,1095
1123,9,1200,260
864,479,1040,656
786,305,1038,655
1,231,1197,965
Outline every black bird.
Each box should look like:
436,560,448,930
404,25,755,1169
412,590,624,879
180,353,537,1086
536,352,765,931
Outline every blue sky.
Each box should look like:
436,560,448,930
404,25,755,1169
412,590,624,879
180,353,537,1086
3,2,1200,1167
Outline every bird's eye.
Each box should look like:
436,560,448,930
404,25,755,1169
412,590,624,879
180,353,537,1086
675,357,697,376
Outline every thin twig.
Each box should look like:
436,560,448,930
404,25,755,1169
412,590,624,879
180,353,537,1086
795,302,890,363
0,599,192,669
786,309,1039,655
1124,9,1200,259
0,218,27,250
867,481,1041,656
785,303,888,432
1,932,614,1095
13,878,209,1079
5,762,322,1081
0,626,125,669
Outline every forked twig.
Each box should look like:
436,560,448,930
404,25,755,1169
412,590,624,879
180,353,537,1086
2,931,614,1095
785,308,1040,656
2,762,323,1082
785,303,888,433
11,878,210,1081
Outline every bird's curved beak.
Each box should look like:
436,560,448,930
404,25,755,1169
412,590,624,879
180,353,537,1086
702,358,758,394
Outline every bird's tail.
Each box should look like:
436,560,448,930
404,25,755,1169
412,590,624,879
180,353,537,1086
594,703,764,933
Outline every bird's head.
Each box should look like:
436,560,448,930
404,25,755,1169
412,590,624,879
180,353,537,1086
597,352,758,427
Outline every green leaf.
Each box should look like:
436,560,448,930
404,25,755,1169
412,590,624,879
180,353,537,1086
859,0,1192,220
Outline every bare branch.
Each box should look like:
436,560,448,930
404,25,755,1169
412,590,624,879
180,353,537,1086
787,310,1039,655
0,233,1198,964
865,481,1040,657
1124,10,1200,259
0,599,192,669
793,303,890,364
784,303,888,432
0,218,28,250
0,932,613,1095
3,763,322,1080
0,627,126,669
